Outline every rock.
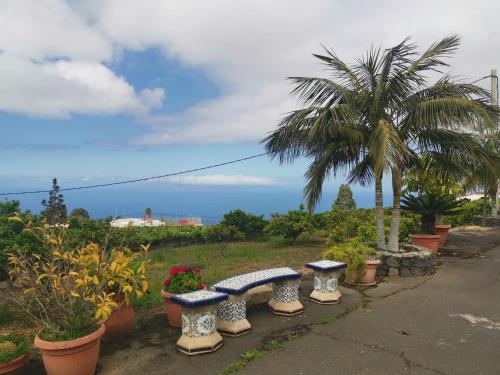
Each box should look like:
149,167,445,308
386,257,400,268
298,267,314,281
400,267,412,277
247,284,273,306
388,267,400,277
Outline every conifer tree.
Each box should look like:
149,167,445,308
41,178,67,225
333,184,357,211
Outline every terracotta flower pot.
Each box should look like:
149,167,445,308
347,259,381,286
0,353,29,375
434,224,452,246
161,290,182,327
409,234,441,253
104,301,135,342
34,324,105,375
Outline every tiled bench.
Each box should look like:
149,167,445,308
305,260,347,304
170,290,228,355
212,267,303,336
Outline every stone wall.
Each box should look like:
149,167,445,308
473,215,500,227
376,244,435,277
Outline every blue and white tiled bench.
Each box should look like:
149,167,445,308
305,260,347,304
170,290,228,355
212,267,303,336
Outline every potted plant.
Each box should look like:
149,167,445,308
325,239,381,286
401,194,464,253
4,217,130,375
100,244,149,341
0,334,30,375
161,266,205,327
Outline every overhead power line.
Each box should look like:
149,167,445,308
0,152,268,196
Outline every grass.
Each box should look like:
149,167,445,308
133,234,327,309
217,339,283,375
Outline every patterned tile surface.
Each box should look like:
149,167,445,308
272,281,300,303
213,267,301,295
314,274,338,292
218,299,247,322
170,290,228,307
182,311,217,337
306,260,347,272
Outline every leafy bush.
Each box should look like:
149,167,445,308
444,199,487,226
5,218,143,341
0,200,43,281
163,266,205,294
0,333,30,364
206,224,245,256
264,210,313,243
324,239,379,282
221,209,268,237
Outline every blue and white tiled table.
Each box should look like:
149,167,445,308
213,267,304,336
170,290,228,355
305,260,347,304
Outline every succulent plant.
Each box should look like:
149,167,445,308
0,341,17,356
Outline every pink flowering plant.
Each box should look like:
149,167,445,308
163,266,205,294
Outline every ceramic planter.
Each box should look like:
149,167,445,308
0,353,28,375
409,234,440,253
161,290,182,327
34,324,105,375
434,224,452,246
103,301,135,342
347,259,381,286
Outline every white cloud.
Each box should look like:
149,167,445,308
77,0,500,144
0,54,164,118
2,0,500,134
0,0,163,118
165,175,276,186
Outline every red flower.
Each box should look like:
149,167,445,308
169,267,179,276
194,267,201,273
163,278,171,287
197,284,205,290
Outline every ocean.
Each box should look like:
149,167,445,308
9,186,393,224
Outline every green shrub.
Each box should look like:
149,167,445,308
264,210,313,243
444,199,487,226
0,334,30,364
206,224,245,256
324,239,379,282
221,209,268,237
0,200,43,280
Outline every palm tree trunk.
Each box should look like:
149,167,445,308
388,167,402,252
375,173,386,250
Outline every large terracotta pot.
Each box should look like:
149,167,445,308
409,234,440,253
34,324,105,375
347,259,381,286
434,224,452,246
161,290,182,327
0,353,29,375
104,301,135,342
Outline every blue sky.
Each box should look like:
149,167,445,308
1,0,499,217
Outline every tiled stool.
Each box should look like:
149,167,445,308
305,260,347,304
170,290,228,355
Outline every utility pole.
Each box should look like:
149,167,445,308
492,69,499,217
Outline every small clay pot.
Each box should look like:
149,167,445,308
34,324,105,375
0,353,29,375
347,259,381,286
104,301,135,342
161,290,182,327
409,234,441,253
434,224,452,246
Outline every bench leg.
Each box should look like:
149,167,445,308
309,271,342,304
176,305,223,355
216,293,251,337
268,279,303,316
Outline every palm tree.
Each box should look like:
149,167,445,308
263,35,499,251
144,207,152,220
